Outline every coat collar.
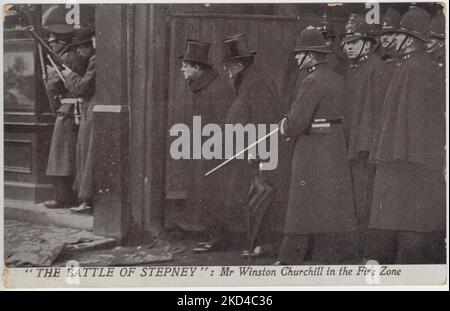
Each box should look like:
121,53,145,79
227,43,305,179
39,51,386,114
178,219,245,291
349,53,370,69
232,63,258,94
306,61,327,74
188,68,219,92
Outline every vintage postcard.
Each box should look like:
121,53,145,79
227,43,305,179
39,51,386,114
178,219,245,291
1,0,448,290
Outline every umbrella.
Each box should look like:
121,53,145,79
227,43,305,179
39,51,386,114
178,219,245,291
246,170,276,264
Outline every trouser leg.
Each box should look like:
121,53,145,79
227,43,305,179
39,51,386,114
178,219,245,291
364,229,398,264
396,231,446,264
54,176,77,204
278,234,313,265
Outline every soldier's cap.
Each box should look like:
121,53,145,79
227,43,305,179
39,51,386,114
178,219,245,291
72,27,95,46
429,12,445,40
178,39,212,66
379,8,402,34
395,6,431,42
294,26,332,54
221,34,256,63
341,13,377,44
45,24,74,42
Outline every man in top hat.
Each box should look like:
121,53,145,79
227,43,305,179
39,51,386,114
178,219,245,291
367,6,446,264
61,27,96,214
276,27,357,264
43,24,88,210
174,39,235,252
220,33,288,256
341,14,391,256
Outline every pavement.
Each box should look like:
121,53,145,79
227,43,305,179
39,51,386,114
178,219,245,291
4,219,278,267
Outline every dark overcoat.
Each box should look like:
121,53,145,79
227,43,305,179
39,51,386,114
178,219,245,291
224,63,287,231
282,62,357,235
345,54,390,159
369,51,446,232
180,68,235,231
46,52,87,176
64,54,96,200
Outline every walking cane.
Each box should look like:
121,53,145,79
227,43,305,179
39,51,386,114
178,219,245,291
204,127,279,177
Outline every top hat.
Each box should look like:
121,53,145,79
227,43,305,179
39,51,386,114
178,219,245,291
221,34,256,62
379,8,402,34
396,6,431,42
341,13,377,44
72,27,95,46
429,12,445,39
294,26,332,54
46,24,74,42
178,39,211,66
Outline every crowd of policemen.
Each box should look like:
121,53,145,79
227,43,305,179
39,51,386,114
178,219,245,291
42,24,96,214
177,5,446,265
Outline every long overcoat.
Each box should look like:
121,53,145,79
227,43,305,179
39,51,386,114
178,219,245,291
180,68,235,231
282,62,357,235
46,52,87,176
224,63,288,231
369,51,446,232
64,54,96,200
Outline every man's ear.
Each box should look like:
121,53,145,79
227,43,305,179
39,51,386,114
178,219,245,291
194,64,200,72
406,37,414,47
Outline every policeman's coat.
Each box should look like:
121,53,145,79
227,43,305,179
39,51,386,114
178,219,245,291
345,54,389,159
369,51,446,232
282,62,357,235
46,52,87,176
180,68,235,231
64,54,96,199
224,63,287,230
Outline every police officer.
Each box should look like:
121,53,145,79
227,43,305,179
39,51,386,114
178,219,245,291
277,27,357,265
62,28,96,214
427,11,445,67
43,24,87,209
175,39,235,252
377,8,402,72
367,6,446,264
341,14,390,256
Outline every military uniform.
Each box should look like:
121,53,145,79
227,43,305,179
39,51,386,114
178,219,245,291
63,30,96,208
367,7,446,264
174,40,235,244
278,28,357,264
43,25,87,209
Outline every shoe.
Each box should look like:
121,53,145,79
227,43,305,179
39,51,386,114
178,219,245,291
242,244,274,259
44,200,69,209
70,203,93,214
192,238,229,254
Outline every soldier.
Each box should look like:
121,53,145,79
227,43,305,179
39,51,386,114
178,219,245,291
276,27,357,265
366,6,446,264
341,14,390,256
220,34,286,256
61,28,96,214
174,39,235,253
43,24,88,209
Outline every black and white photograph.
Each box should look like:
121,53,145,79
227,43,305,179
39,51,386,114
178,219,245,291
1,0,447,289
